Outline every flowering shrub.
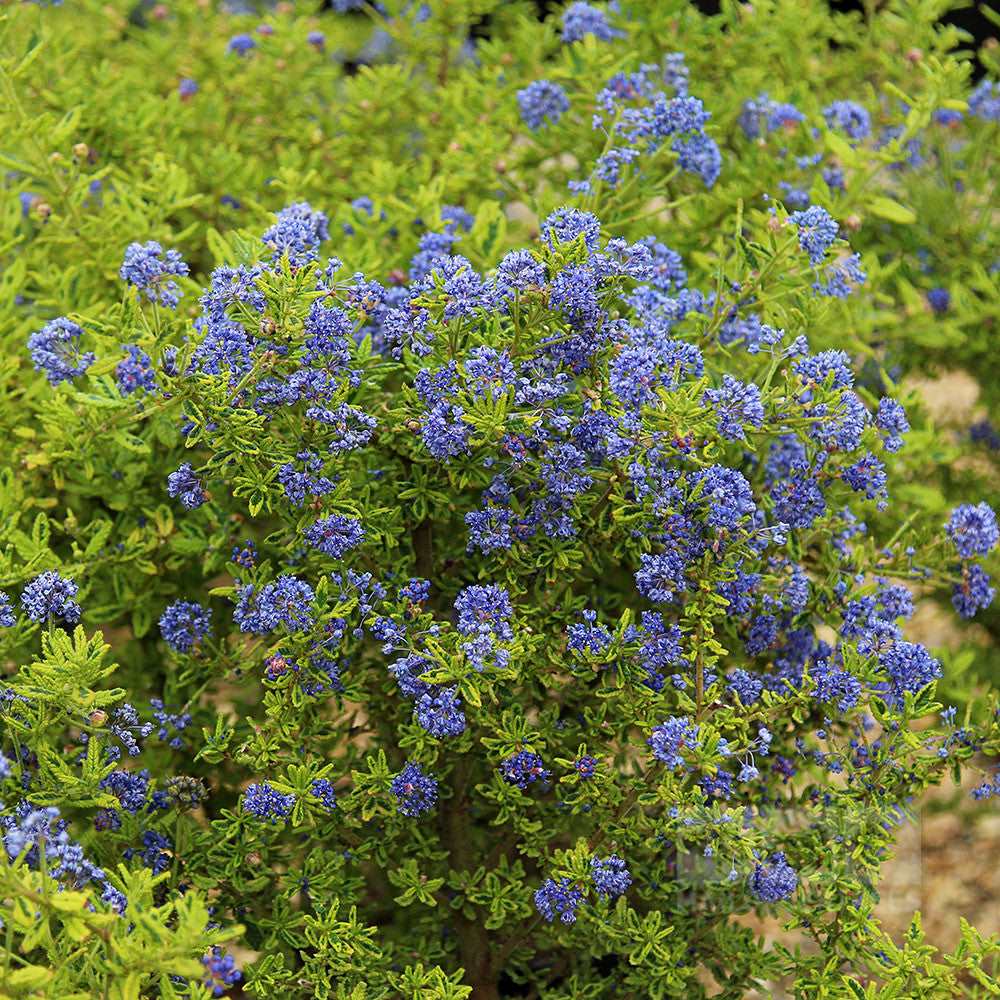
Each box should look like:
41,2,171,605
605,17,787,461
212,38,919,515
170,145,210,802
1,1,999,998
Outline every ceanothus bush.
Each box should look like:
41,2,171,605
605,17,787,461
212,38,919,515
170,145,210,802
2,186,999,997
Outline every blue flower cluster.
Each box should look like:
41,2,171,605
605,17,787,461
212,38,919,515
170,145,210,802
159,600,212,653
391,761,438,817
518,80,569,130
119,241,189,308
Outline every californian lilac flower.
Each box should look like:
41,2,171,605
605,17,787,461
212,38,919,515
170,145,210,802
518,79,569,129
591,854,632,898
618,94,710,145
167,463,206,510
202,948,242,997
420,255,488,320
391,761,438,816
933,107,963,126
876,397,909,452
549,265,602,337
262,202,329,266
648,716,700,768
200,263,266,323
946,503,999,559
178,77,198,98
441,204,475,232
542,207,601,253
2,803,121,908
809,390,868,452
690,465,756,530
123,830,174,875
788,206,839,265
465,503,514,554
968,79,1000,121
100,769,151,814
593,146,641,186
159,601,212,653
704,376,764,441
969,420,1000,449
815,253,866,298
927,287,950,314
242,782,295,823
673,131,722,187
115,344,157,395
398,578,430,604
104,703,154,759
420,401,471,460
639,237,686,292
745,614,778,655
27,317,94,385
307,30,325,48
455,585,514,639
304,515,365,559
635,550,688,604
749,852,798,901
794,349,854,390
575,755,597,779
414,686,466,738
567,610,613,655
500,751,551,789
842,453,887,505
494,249,546,299
227,33,256,55
0,592,16,628
561,2,621,43
770,471,826,529
119,242,189,307
278,451,335,506
464,347,516,400
738,94,805,137
822,100,871,140
879,641,942,708
811,661,862,712
306,403,377,453
234,575,315,634
150,698,192,749
409,230,458,283
535,878,585,923
310,778,337,812
302,301,353,368
952,565,994,619
728,669,763,705
21,571,81,625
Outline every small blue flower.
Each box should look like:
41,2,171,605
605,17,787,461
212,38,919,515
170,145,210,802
517,80,569,130
27,318,95,386
391,761,438,817
21,571,81,625
749,852,798,901
159,601,212,653
166,463,207,510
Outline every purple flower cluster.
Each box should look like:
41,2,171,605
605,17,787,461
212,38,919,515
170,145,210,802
242,782,295,823
534,877,586,923
166,463,207,510
499,751,551,789
234,575,315,634
21,571,81,625
119,241,189,308
159,600,212,653
304,515,365,559
391,761,438,816
590,854,632,898
27,317,95,386
749,852,798,901
518,80,569,130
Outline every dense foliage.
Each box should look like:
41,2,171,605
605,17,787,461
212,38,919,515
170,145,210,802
0,2,998,998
